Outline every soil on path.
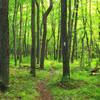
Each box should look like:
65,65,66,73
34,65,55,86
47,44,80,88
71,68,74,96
36,63,55,100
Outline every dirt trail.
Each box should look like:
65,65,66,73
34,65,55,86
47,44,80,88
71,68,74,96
36,64,55,100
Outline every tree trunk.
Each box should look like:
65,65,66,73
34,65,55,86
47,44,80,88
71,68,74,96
12,0,17,66
89,0,93,50
56,22,60,60
81,38,84,68
69,0,76,57
46,40,49,59
19,4,23,68
36,2,40,64
39,1,44,61
23,9,28,57
31,0,36,77
0,0,9,87
99,21,100,41
53,29,56,60
71,0,79,63
40,0,53,69
59,35,62,62
46,31,54,59
68,0,72,58
97,0,100,40
61,0,70,78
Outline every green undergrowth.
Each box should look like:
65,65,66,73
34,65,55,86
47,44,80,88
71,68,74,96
46,59,100,100
10,56,31,67
0,68,51,100
44,60,62,71
2,57,100,100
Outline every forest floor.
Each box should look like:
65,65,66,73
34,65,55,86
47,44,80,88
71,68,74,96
36,65,55,100
0,58,100,100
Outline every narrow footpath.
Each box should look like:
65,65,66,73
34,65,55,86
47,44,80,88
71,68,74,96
36,63,55,100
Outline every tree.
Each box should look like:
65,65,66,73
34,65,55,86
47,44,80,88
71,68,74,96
0,0,9,88
59,34,62,62
40,0,53,69
13,0,18,66
51,12,56,60
23,7,28,57
36,1,40,64
19,4,23,68
46,32,54,59
71,0,79,63
56,22,60,60
89,0,93,49
31,0,36,76
61,0,70,78
80,0,91,68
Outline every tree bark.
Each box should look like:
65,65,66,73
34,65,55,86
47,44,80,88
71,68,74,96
61,0,70,78
31,0,36,77
56,22,60,60
97,0,100,40
39,1,44,61
68,0,72,58
51,15,56,60
19,4,23,68
89,0,93,49
40,0,53,69
46,32,54,59
53,28,56,60
71,0,79,63
23,8,28,57
12,0,17,66
0,0,9,87
36,2,40,64
59,35,62,62
69,0,76,56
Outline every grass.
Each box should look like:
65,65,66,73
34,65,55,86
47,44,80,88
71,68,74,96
0,68,39,100
0,56,52,100
1,56,100,100
45,58,100,100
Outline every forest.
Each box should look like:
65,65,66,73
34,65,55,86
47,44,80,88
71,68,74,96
0,0,100,100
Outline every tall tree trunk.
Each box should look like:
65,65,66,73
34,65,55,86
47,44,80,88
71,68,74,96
40,0,53,69
59,35,62,62
36,2,40,64
80,0,91,67
61,0,70,78
46,40,49,59
71,0,79,63
99,21,100,41
89,0,93,50
51,16,56,60
31,0,36,77
56,22,60,60
68,0,72,58
12,0,17,66
0,0,9,87
46,31,54,59
23,9,28,57
69,0,76,57
40,1,44,60
51,11,56,60
81,38,84,68
97,0,100,40
53,28,56,60
19,4,23,68
26,22,30,56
